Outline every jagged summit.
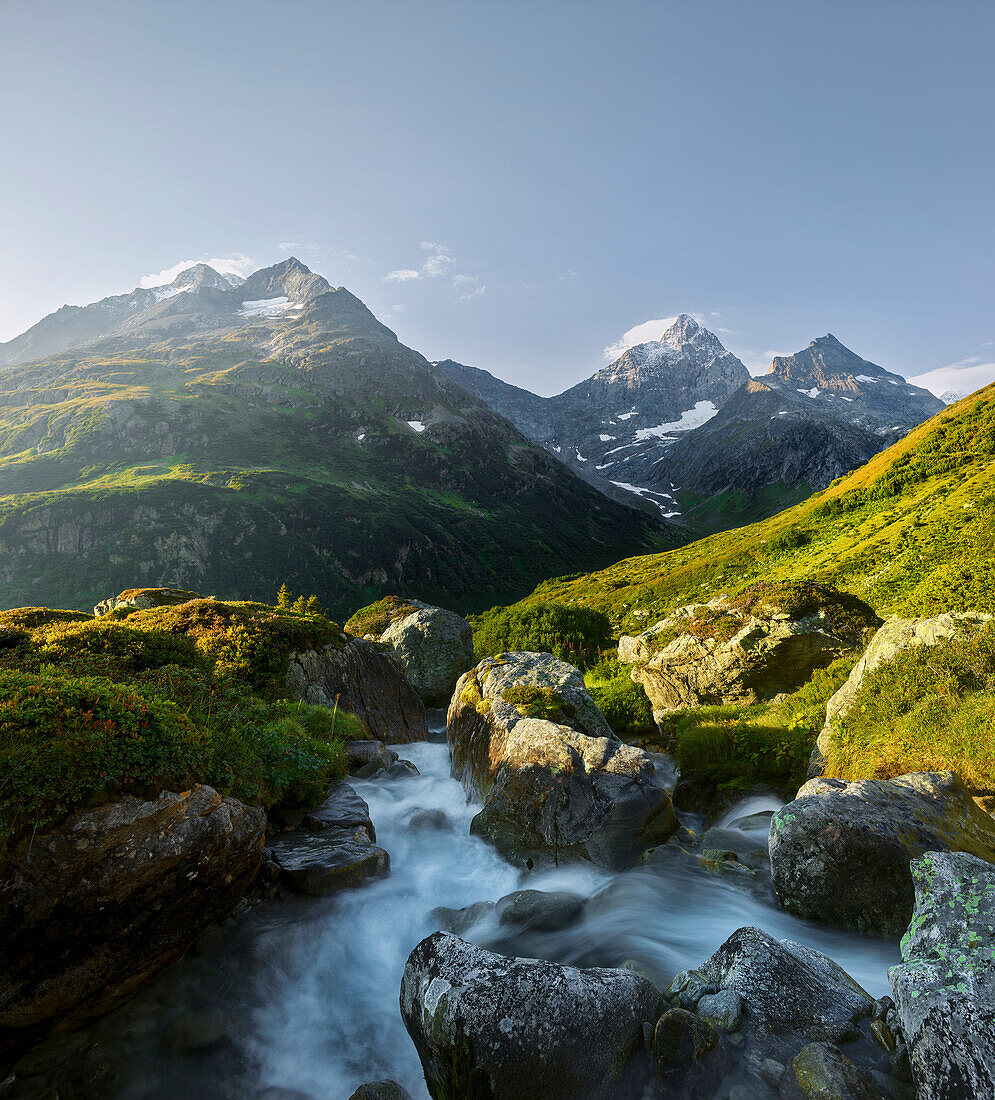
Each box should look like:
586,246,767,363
657,313,720,352
168,263,244,291
768,333,893,386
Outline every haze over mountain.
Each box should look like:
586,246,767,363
442,320,943,531
0,260,673,614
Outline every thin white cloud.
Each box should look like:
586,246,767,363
421,243,455,277
382,242,481,301
140,253,255,288
907,359,995,399
457,283,486,302
604,315,710,361
733,348,790,376
277,241,301,250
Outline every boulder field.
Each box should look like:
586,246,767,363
447,651,676,868
769,771,995,935
400,924,897,1100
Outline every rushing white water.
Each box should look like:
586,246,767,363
96,718,898,1099
246,739,521,1098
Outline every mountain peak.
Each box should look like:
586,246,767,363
169,263,243,291
660,313,705,347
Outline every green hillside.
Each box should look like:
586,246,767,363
493,383,995,632
0,262,673,617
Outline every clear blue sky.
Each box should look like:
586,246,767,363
1,0,992,396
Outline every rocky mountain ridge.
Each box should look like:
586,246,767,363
0,260,673,615
441,323,943,531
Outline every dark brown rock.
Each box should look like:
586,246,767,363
288,636,427,743
0,786,265,1056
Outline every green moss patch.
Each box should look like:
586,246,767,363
345,595,420,638
502,684,575,723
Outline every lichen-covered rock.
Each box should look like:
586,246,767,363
93,586,203,616
769,771,995,935
399,931,657,1100
619,590,878,712
696,990,743,1033
448,652,675,869
699,927,872,1042
288,635,427,743
376,600,474,706
889,851,995,1100
778,1042,884,1100
0,786,265,1054
811,612,993,775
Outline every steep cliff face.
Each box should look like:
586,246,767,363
0,260,675,615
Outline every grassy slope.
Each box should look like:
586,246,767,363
505,384,995,633
0,347,672,617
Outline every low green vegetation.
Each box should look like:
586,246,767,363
583,656,656,739
469,601,613,669
502,684,575,723
345,595,420,638
0,598,360,850
639,653,859,792
496,384,995,634
826,623,995,790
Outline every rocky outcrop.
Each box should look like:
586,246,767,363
93,586,203,616
0,786,265,1055
698,927,873,1043
769,771,995,935
620,591,878,712
400,931,658,1100
448,652,675,868
811,612,993,775
672,927,883,1096
270,779,389,895
289,636,427,743
373,599,474,706
271,829,389,895
889,851,995,1099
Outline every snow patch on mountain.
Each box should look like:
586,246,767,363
633,400,718,440
238,297,299,317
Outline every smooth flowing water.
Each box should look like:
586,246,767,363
65,717,898,1099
